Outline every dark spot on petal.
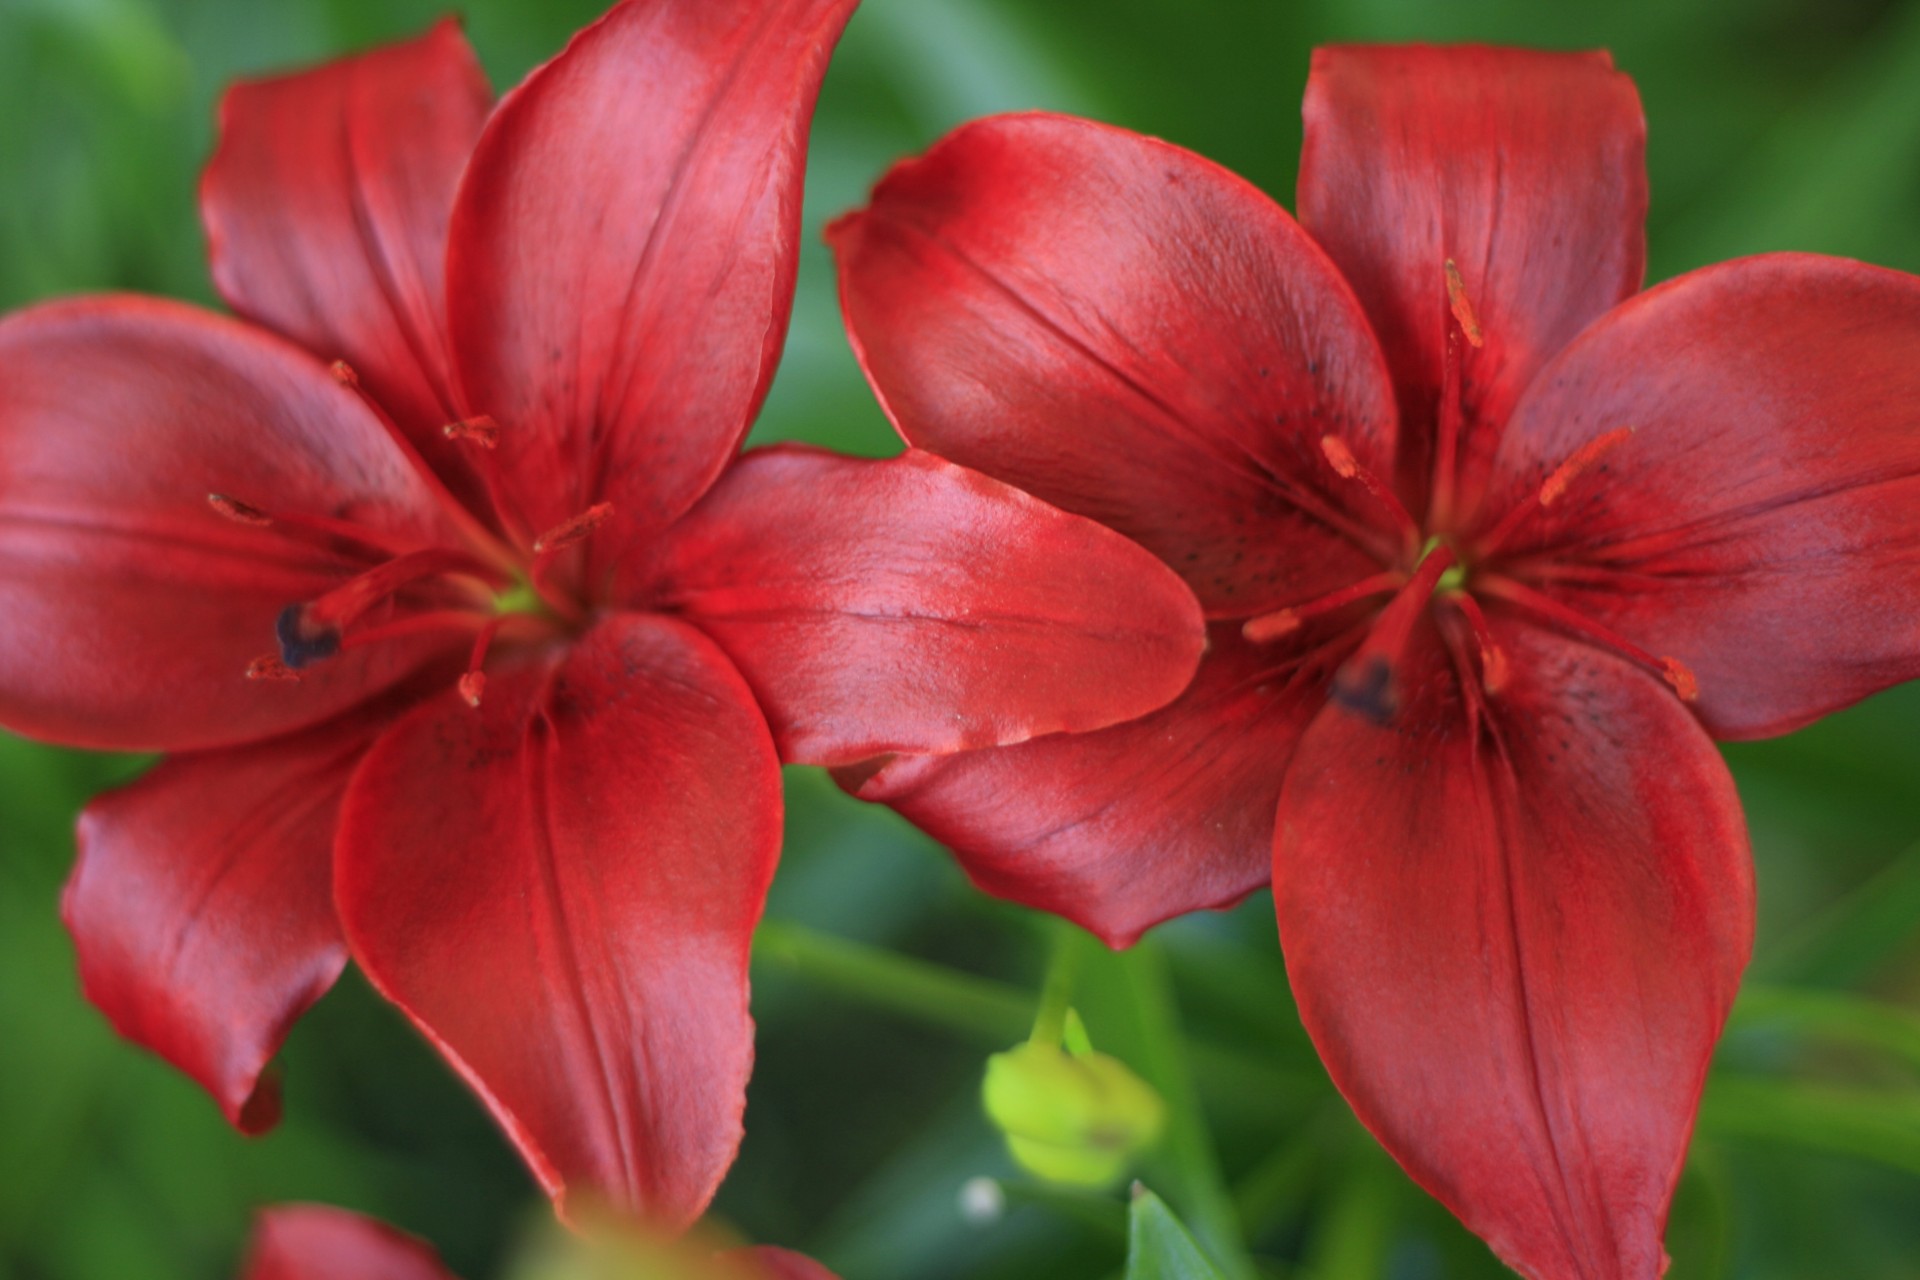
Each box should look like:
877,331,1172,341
1332,655,1396,725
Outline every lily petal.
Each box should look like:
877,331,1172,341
1485,253,1920,740
1298,45,1645,515
203,20,491,495
0,297,455,751
1275,619,1751,1280
446,0,858,560
829,112,1401,616
65,715,379,1133
243,1205,456,1280
637,445,1205,767
842,625,1320,947
335,615,782,1227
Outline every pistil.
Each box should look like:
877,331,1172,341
1330,544,1456,723
275,548,504,670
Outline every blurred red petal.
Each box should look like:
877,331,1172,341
726,1247,839,1280
243,1205,456,1280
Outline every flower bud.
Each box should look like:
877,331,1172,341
981,1013,1166,1187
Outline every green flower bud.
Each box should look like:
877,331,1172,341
982,1011,1166,1187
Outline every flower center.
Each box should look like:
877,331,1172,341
216,387,617,706
1235,261,1698,719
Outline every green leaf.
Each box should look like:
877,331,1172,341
1730,984,1920,1076
1698,1076,1920,1175
1753,843,1920,989
1126,1186,1230,1280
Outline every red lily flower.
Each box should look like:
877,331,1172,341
0,0,1202,1228
829,45,1920,1280
240,1204,834,1280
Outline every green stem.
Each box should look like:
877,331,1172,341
753,919,1320,1114
1029,930,1079,1047
1102,935,1261,1280
1697,1075,1920,1175
752,919,1031,1043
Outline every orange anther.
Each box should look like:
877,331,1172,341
208,494,272,527
458,670,487,708
443,416,500,449
533,502,615,555
1320,434,1360,478
1242,610,1302,643
1480,642,1510,695
1661,657,1700,703
1444,258,1485,349
1540,427,1634,507
329,360,361,387
1241,570,1405,646
245,655,301,683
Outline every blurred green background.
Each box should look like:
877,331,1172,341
4,0,1920,1277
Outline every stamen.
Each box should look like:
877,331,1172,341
1539,427,1634,507
461,617,506,709
1447,591,1509,695
1319,436,1420,551
443,415,500,450
245,654,301,683
208,494,272,527
1429,258,1488,533
1662,657,1700,703
302,549,497,630
1476,427,1635,558
1242,571,1405,644
329,359,523,577
1430,327,1467,534
1330,545,1456,724
1444,259,1485,348
532,502,614,556
207,492,413,559
1477,574,1699,703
